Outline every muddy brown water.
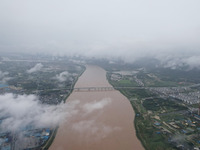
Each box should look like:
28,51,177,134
49,65,144,150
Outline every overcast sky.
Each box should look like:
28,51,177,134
0,0,200,60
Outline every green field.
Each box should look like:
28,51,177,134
109,79,138,87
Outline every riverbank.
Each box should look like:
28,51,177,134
42,65,86,150
106,70,190,149
49,65,144,150
106,73,147,149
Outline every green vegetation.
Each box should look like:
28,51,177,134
0,56,86,149
121,89,155,99
154,68,200,83
118,79,132,85
106,68,198,150
107,72,138,87
137,72,183,87
143,98,187,112
121,90,180,150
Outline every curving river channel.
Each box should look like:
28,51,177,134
49,65,144,150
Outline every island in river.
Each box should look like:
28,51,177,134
49,65,144,150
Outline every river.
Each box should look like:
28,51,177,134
49,65,144,150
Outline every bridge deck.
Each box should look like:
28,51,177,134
73,87,115,92
73,86,146,92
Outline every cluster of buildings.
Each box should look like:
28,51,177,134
0,132,12,150
149,87,200,104
0,84,59,150
14,128,51,150
110,72,145,87
0,84,24,95
110,73,122,81
134,76,144,86
151,111,200,149
0,120,51,150
38,90,69,104
170,92,200,104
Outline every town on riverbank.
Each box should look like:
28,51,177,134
97,59,200,150
0,54,85,150
1,54,200,150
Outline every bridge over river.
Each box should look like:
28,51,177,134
73,86,145,92
35,84,198,93
34,86,147,93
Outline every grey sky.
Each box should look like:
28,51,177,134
0,0,200,59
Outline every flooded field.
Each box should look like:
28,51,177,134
49,65,144,150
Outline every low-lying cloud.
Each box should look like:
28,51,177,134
27,63,43,73
72,120,121,140
156,54,200,70
82,98,111,114
0,94,113,133
0,93,79,132
54,71,70,82
0,93,121,140
0,0,200,62
0,70,11,83
70,98,119,140
0,71,8,78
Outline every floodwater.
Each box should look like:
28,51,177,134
49,65,144,150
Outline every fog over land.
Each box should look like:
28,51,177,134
0,94,113,132
0,2,200,148
0,0,200,64
54,71,70,82
27,63,44,73
0,70,11,83
0,94,78,131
